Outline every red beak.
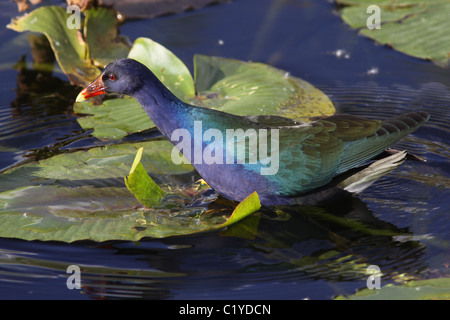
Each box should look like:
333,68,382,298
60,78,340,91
75,75,106,102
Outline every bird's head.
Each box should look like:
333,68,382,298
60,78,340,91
76,58,150,102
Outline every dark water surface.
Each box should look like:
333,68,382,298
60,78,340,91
0,0,448,300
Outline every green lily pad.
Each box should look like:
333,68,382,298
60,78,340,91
128,37,196,101
192,55,335,119
7,6,130,86
336,277,450,300
7,6,96,85
0,140,193,197
83,7,131,67
0,140,261,242
337,0,450,67
75,96,153,139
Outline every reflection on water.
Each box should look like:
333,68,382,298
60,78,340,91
0,0,448,299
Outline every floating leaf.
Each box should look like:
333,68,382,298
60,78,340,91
128,37,196,101
7,6,97,85
84,7,131,66
7,6,131,86
336,0,450,67
75,96,153,139
192,55,335,120
0,139,262,242
124,147,165,208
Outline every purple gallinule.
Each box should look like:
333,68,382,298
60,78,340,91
76,58,429,205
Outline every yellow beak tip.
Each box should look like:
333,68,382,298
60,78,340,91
75,92,86,103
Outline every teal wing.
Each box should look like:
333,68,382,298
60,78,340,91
335,111,429,174
266,111,429,196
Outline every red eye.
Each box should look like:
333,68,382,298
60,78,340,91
109,74,116,81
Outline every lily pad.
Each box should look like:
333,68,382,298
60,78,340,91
128,37,196,101
75,96,153,139
192,55,335,119
83,6,131,67
7,6,131,86
336,0,450,67
0,140,261,242
7,6,95,85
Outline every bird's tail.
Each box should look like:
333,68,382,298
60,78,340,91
377,111,430,139
336,111,430,174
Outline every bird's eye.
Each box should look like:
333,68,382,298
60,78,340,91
109,74,117,81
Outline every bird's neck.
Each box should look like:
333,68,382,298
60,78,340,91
133,79,191,138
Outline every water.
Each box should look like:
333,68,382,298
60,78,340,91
0,0,448,300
